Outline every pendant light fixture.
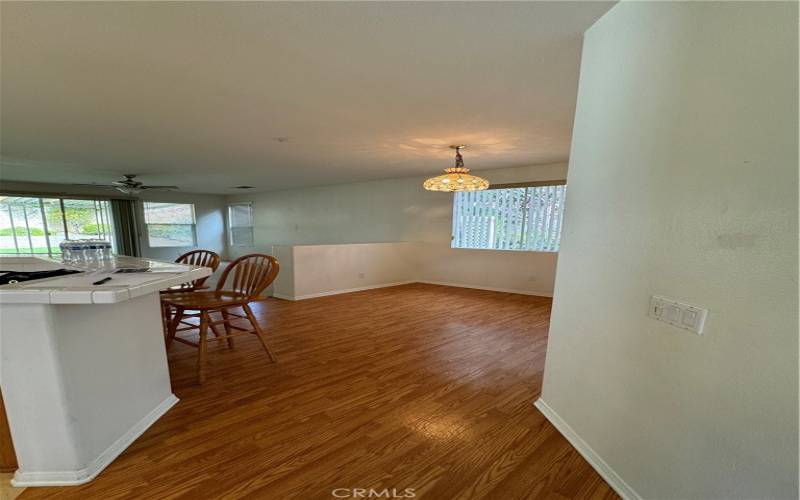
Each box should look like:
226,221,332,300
423,145,489,192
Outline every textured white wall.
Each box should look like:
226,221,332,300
227,163,567,295
271,245,295,298
541,2,798,499
287,242,417,299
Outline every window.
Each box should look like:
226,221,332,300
143,202,196,247
451,183,567,252
228,203,254,247
0,196,115,255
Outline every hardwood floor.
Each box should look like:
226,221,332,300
20,283,616,500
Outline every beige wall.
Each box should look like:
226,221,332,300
227,163,567,296
279,242,417,299
266,241,558,300
0,180,228,261
540,2,798,499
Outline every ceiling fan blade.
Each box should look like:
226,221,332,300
139,186,180,191
70,183,116,189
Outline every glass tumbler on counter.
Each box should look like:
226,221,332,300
59,239,113,264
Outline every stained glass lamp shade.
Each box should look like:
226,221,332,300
423,146,489,192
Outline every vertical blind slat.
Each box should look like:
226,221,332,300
452,184,566,252
542,186,553,251
550,186,564,251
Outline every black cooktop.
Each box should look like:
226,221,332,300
0,269,83,285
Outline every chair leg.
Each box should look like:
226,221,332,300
197,311,209,384
166,307,183,348
221,308,234,348
161,302,171,336
209,318,225,347
243,303,276,363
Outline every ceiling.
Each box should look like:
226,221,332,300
0,2,614,194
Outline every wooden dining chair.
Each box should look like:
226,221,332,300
165,249,221,293
162,254,280,383
160,250,221,334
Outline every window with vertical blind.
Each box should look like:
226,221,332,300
451,182,567,252
228,203,254,247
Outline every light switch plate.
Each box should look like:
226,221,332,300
648,295,708,335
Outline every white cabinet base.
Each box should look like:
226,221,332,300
11,394,177,487
1,292,179,486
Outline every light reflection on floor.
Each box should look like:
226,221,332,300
403,414,474,442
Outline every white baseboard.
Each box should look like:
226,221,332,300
534,399,640,500
271,292,295,300
273,281,552,300
12,394,179,487
418,280,553,298
272,281,415,301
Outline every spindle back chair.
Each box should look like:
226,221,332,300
160,249,221,334
162,254,280,383
171,249,221,292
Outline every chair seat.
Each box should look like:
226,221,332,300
162,291,264,309
160,284,210,294
161,286,198,294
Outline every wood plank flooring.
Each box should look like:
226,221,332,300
19,283,616,500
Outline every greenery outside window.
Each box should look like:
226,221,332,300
0,196,115,255
143,202,196,247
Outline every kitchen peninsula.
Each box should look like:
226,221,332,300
0,255,210,487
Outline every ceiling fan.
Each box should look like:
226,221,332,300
73,174,179,195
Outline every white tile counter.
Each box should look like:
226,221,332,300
0,255,210,304
0,255,211,487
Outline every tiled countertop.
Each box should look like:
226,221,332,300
0,255,210,304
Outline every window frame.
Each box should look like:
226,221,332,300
450,180,567,253
227,202,254,247
142,201,197,248
0,194,116,256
